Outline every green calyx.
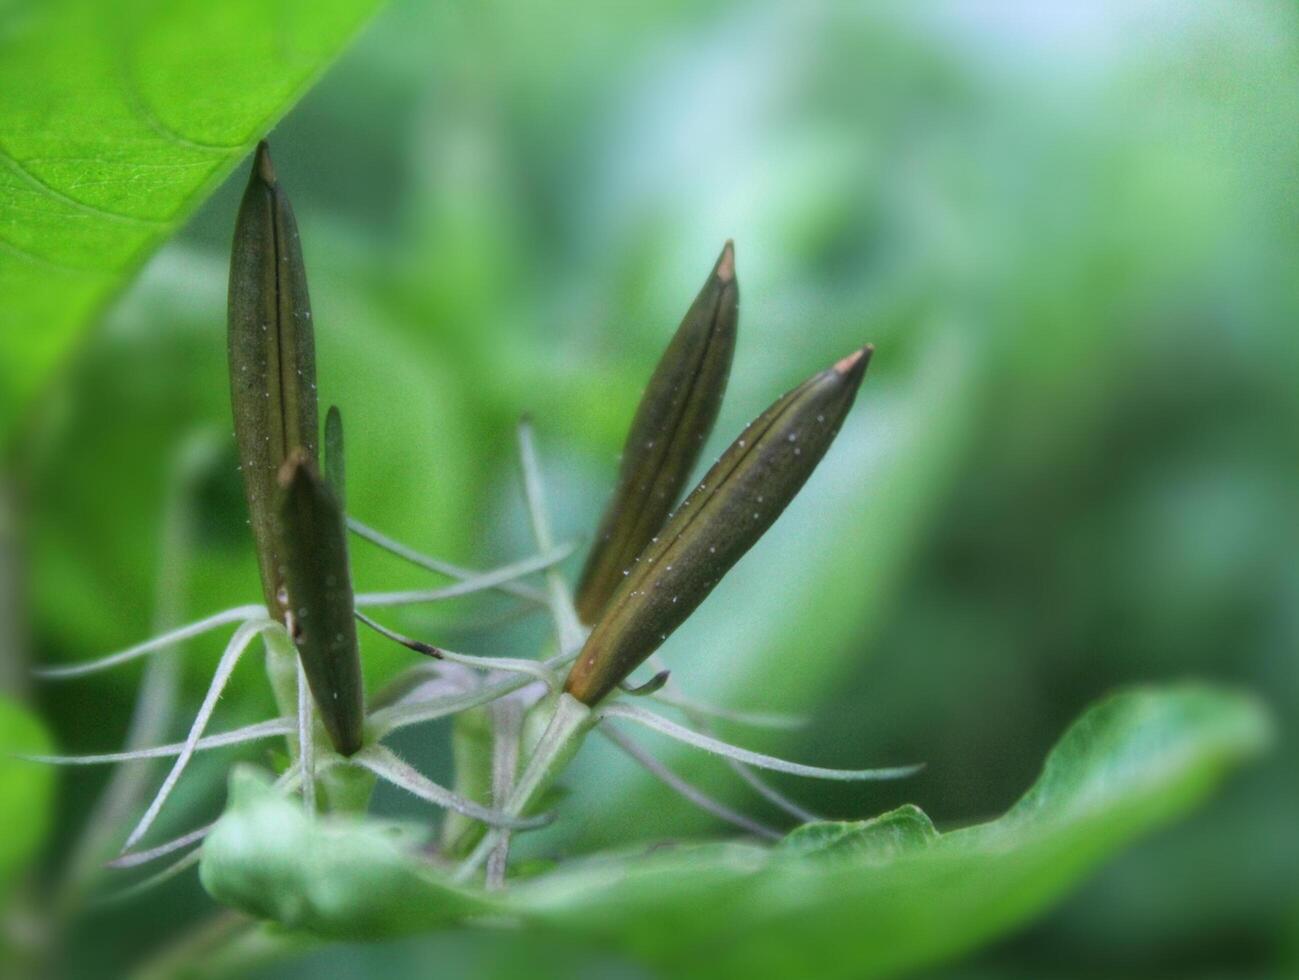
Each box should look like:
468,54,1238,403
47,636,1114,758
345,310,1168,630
574,242,738,624
228,141,319,621
565,346,873,706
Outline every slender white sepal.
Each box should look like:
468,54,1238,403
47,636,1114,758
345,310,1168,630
370,647,581,735
33,605,265,680
456,693,594,882
349,744,550,830
107,823,214,870
598,702,923,781
600,725,780,840
98,761,303,901
354,543,576,609
721,753,821,824
105,761,305,874
20,716,294,766
646,689,807,730
347,516,548,604
645,653,820,823
485,699,524,889
515,421,587,652
296,657,316,814
356,611,559,688
438,650,557,687
121,618,276,853
96,850,203,906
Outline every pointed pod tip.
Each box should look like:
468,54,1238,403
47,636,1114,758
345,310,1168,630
715,240,736,284
833,344,874,380
253,140,277,185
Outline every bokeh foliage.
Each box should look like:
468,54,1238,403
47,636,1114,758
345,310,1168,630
5,0,1296,976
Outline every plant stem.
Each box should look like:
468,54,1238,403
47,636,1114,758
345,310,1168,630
485,698,523,889
318,762,376,815
295,658,316,813
262,627,300,762
456,693,593,882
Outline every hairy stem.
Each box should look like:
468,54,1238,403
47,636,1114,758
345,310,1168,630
485,699,523,889
456,693,593,882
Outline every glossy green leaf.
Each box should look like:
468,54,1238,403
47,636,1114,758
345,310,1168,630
0,698,55,898
776,803,938,861
510,684,1270,978
200,766,489,938
199,684,1267,976
0,0,383,447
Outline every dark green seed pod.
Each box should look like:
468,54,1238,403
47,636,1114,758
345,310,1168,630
564,346,873,706
274,451,365,756
228,141,319,620
574,242,739,624
324,405,346,508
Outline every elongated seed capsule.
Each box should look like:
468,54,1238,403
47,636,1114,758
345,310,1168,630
274,452,365,756
228,141,319,620
564,346,873,706
574,243,739,624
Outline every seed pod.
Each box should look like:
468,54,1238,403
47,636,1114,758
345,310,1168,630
564,346,873,706
574,242,739,623
324,405,346,508
228,141,319,620
274,451,365,756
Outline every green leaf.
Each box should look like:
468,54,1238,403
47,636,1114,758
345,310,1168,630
0,698,55,898
201,683,1267,976
512,684,1269,977
0,0,383,446
200,765,490,939
776,803,938,861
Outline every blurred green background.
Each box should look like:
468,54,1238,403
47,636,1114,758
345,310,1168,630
2,0,1296,976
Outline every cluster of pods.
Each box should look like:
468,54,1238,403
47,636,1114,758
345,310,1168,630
31,142,915,893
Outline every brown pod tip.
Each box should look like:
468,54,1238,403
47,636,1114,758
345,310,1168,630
254,139,276,184
835,344,872,376
715,239,735,283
